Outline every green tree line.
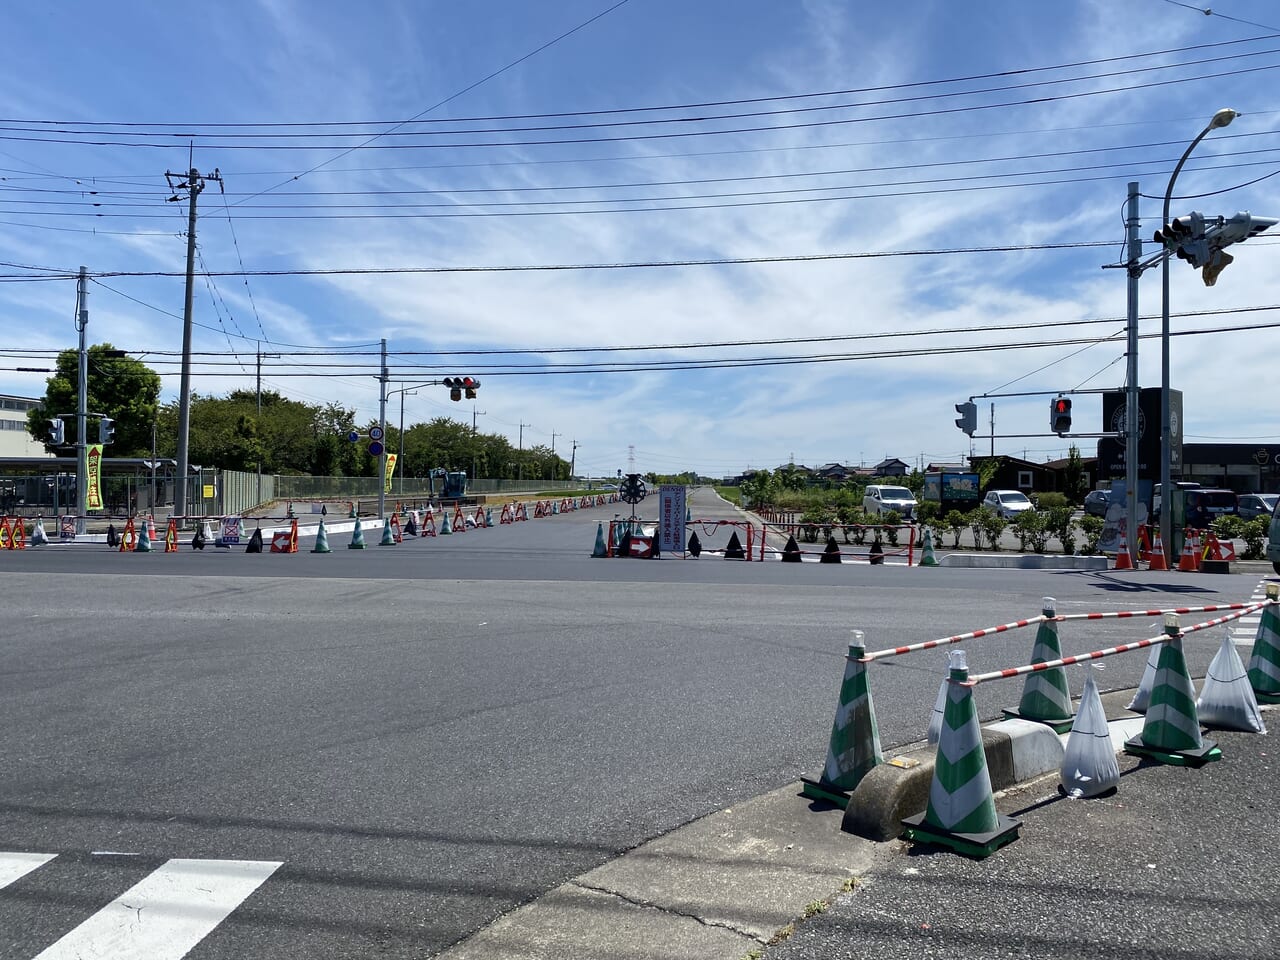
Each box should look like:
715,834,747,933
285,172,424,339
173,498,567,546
26,346,569,480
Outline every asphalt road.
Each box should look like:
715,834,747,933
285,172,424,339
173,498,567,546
0,489,1269,958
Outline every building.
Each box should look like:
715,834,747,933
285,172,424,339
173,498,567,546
1181,443,1280,494
0,395,49,458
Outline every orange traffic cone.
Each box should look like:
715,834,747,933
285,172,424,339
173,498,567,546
1147,527,1168,571
1177,528,1200,572
1113,548,1134,570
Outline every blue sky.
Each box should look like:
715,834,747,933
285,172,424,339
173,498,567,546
2,0,1279,480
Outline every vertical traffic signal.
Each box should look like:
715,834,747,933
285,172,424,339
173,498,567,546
954,401,977,437
1051,396,1072,434
48,418,64,445
98,417,115,444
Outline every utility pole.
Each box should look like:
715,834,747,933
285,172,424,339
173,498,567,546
377,338,388,520
75,267,88,534
550,431,560,480
570,440,578,480
989,403,995,457
471,406,486,480
165,164,221,525
255,341,280,506
518,422,530,481
1123,181,1142,562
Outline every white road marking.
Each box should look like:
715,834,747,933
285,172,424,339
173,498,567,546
31,858,282,960
0,851,56,890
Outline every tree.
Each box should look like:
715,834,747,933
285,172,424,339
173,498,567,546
1064,445,1088,503
26,344,161,455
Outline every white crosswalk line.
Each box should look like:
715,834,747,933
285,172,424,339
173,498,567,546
0,852,56,890
31,858,282,960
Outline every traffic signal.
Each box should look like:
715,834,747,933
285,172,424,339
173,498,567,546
48,418,64,445
98,417,115,444
443,377,462,401
1051,396,1072,434
954,401,977,437
462,376,480,400
1154,211,1208,267
1199,211,1278,286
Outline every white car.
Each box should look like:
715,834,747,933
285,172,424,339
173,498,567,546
862,484,917,519
983,489,1034,519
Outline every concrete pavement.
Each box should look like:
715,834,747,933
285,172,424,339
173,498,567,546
438,697,1276,959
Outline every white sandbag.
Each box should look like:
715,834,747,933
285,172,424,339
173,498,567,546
1126,641,1162,713
1197,633,1266,733
1061,667,1120,798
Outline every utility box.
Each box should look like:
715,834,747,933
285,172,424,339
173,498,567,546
922,472,981,514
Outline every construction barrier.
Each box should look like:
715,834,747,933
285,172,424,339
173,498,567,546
757,521,915,564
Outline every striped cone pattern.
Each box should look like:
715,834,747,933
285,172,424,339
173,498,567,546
312,519,332,553
924,651,999,836
380,518,396,546
440,511,452,535
348,517,366,549
592,523,608,558
1014,599,1072,723
1138,636,1203,753
820,631,883,791
918,527,939,566
134,517,153,552
1246,599,1280,698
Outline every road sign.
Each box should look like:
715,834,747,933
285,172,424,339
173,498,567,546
368,440,385,456
347,431,360,443
369,426,384,441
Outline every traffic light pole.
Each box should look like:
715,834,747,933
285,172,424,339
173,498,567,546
378,338,388,522
1123,181,1141,563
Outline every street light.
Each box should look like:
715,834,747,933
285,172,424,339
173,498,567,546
1160,107,1237,565
386,383,432,498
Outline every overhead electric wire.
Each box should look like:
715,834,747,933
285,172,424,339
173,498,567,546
6,43,1280,145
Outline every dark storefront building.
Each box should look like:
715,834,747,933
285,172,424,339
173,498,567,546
1181,443,1280,495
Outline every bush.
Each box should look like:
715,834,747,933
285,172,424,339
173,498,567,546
1012,510,1049,553
1240,517,1268,560
976,507,1008,551
882,509,901,546
1078,514,1104,554
944,510,968,548
1032,491,1070,511
1211,514,1245,542
1044,505,1077,554
916,500,940,525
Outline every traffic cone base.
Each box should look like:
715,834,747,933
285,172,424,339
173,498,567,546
799,777,852,809
1122,737,1221,767
901,810,1021,859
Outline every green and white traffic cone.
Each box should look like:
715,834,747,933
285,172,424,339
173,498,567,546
134,516,153,552
801,630,883,808
918,527,939,567
1124,615,1221,767
348,516,366,549
380,517,396,546
1003,598,1074,732
1247,584,1280,704
439,511,453,535
591,523,608,558
902,649,1021,857
485,507,494,527
312,518,332,553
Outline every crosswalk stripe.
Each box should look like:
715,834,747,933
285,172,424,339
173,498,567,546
30,858,282,960
0,852,56,890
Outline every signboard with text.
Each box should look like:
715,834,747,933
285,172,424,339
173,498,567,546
658,485,686,554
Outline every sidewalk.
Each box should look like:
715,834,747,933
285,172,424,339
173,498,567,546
436,697,1276,960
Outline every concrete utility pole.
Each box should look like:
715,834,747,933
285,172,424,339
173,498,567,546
570,439,578,480
377,338,388,520
550,431,559,480
1124,181,1142,562
518,422,530,480
471,406,486,479
256,341,281,506
75,267,89,534
165,165,221,525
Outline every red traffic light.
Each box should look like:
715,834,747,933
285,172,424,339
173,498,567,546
1050,396,1072,434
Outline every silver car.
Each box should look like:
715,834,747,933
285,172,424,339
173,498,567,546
982,489,1034,520
1238,493,1277,522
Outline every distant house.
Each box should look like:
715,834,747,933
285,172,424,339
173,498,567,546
816,462,851,481
871,457,911,477
969,455,1057,494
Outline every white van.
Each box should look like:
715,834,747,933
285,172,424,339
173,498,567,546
863,484,917,519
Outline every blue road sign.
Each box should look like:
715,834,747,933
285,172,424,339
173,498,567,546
368,440,384,456
347,431,360,443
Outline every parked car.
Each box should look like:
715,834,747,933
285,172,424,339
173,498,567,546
982,489,1034,520
1083,489,1111,518
1153,488,1237,529
862,484,917,519
1238,493,1278,522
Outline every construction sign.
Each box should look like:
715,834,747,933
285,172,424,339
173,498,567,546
86,444,104,511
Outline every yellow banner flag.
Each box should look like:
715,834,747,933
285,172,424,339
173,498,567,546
384,453,397,493
86,444,104,511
